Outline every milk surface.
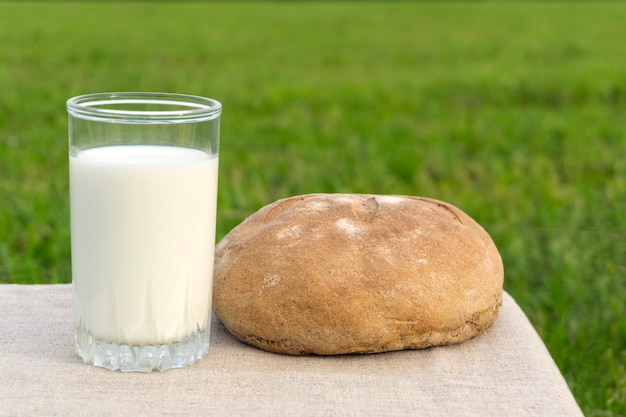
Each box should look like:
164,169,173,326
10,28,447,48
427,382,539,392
70,145,218,346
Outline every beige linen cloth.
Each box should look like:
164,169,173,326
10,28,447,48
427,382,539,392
0,284,582,417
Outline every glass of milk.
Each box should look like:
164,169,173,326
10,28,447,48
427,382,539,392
67,92,221,372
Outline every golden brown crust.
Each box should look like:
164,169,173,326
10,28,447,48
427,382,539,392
213,194,504,355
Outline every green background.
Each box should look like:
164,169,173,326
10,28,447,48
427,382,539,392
0,3,624,415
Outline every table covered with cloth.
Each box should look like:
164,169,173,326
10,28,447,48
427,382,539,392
0,284,583,417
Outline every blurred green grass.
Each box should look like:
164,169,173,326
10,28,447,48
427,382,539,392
0,2,624,415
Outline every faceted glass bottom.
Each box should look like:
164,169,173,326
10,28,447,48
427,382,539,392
74,326,210,372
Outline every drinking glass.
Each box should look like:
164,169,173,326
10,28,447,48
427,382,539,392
67,92,221,372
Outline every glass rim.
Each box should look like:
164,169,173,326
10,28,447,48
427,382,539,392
67,92,222,123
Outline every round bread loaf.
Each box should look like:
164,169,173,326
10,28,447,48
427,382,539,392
213,194,503,355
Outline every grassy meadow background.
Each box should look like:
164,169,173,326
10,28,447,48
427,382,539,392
1,2,624,415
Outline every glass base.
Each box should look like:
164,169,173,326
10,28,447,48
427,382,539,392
74,326,210,372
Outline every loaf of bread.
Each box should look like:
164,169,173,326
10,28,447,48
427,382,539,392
213,194,503,355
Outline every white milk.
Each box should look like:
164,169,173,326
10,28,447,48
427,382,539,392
70,145,218,346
